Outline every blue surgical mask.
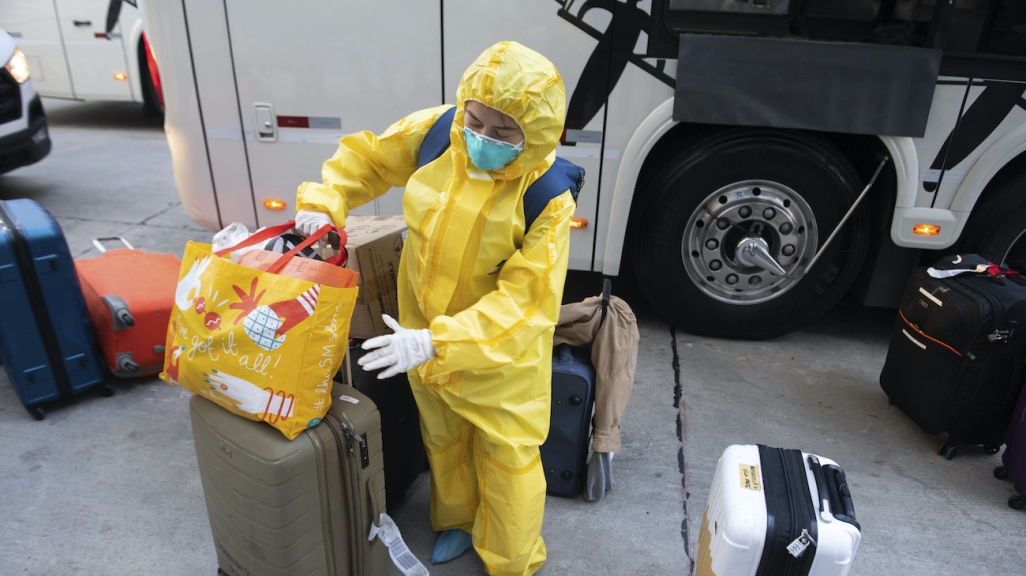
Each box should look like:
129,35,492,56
463,127,524,171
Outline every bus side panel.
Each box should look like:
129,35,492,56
444,0,605,271
0,0,75,99
910,81,974,211
52,0,132,101
595,57,675,273
931,80,1026,214
223,0,444,228
142,1,239,230
890,79,1026,248
184,0,256,229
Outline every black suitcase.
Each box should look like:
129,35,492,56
541,343,596,496
341,341,427,510
880,254,1026,458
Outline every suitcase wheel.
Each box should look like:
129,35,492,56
984,444,1001,455
940,443,958,460
994,466,1010,480
27,406,45,421
99,384,114,398
1008,494,1026,510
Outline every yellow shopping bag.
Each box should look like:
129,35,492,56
161,221,359,439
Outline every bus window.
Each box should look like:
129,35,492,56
979,0,1026,56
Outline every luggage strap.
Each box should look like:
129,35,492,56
417,106,585,232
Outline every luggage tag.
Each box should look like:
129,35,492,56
928,255,1019,280
368,512,431,576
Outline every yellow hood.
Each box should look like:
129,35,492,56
452,41,566,180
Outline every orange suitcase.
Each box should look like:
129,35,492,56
76,237,181,377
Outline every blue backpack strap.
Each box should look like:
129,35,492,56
523,156,585,231
418,107,585,232
417,106,457,168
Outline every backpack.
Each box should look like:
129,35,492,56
416,106,585,232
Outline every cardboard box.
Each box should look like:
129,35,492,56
344,215,407,339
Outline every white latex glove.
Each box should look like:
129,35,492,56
295,210,334,238
358,314,436,379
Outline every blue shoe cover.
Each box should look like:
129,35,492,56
431,528,473,564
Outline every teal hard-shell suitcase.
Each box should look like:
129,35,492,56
0,199,108,419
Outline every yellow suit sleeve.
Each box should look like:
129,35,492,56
426,191,576,374
295,105,454,228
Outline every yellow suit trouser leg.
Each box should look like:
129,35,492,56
414,385,547,575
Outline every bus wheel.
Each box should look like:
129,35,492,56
957,168,1026,273
629,130,869,340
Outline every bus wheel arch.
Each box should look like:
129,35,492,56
625,127,872,340
955,152,1026,271
138,33,164,118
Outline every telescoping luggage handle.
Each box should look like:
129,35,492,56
807,455,860,530
92,236,134,253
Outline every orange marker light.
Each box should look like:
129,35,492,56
570,218,588,229
263,198,287,210
912,224,940,236
113,72,127,81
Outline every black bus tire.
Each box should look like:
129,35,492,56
957,169,1026,272
629,129,870,340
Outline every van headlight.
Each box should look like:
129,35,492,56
5,49,30,84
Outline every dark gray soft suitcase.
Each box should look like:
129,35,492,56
541,344,596,496
189,382,390,576
880,254,1026,458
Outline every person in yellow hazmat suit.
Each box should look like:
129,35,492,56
293,41,574,576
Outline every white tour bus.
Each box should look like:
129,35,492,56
142,0,1026,339
0,0,162,114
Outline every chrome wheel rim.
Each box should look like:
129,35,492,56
681,180,818,305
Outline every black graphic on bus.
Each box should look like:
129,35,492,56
556,0,674,130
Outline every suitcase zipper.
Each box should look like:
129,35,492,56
908,277,987,434
910,277,987,355
0,201,74,399
946,275,1018,447
899,310,962,357
755,446,817,576
782,449,816,576
338,415,367,575
322,410,365,576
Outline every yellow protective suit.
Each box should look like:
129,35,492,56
296,41,573,576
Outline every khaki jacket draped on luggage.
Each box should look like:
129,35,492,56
553,294,639,453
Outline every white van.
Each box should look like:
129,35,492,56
0,0,161,115
0,28,50,174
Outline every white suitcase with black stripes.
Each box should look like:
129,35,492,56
696,444,861,576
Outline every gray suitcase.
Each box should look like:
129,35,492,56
189,382,390,576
